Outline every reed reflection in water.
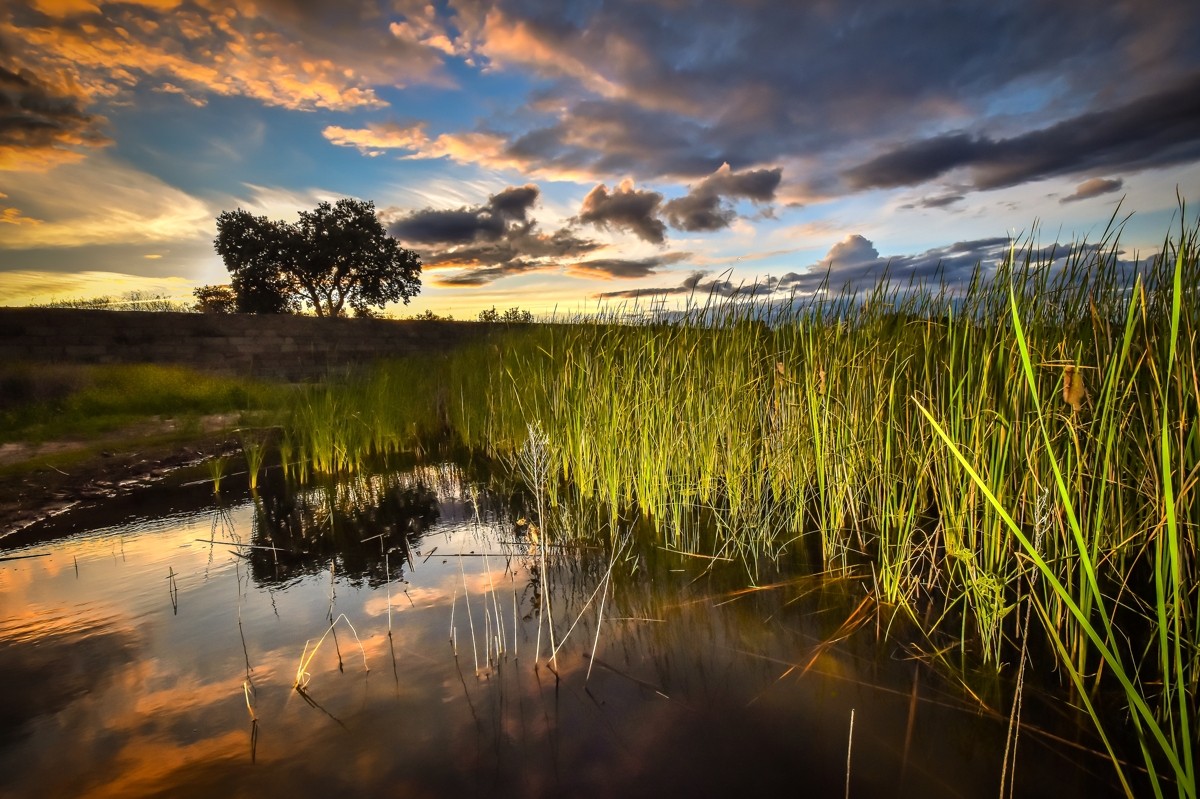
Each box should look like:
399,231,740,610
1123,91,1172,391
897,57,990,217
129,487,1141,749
0,462,1125,797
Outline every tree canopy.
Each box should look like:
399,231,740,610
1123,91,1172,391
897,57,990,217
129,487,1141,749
214,198,421,317
192,284,237,314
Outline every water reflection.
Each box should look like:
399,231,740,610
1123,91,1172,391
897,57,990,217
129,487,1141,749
246,469,442,587
0,461,1128,798
0,617,138,747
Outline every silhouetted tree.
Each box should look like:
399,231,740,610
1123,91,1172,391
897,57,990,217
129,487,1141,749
214,198,422,317
412,309,452,320
478,306,533,322
192,284,237,314
213,211,298,314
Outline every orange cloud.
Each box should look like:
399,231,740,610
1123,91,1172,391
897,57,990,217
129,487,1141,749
10,17,385,112
453,5,700,117
30,0,100,15
322,122,594,180
0,206,43,225
408,130,598,183
4,1,452,118
0,270,196,306
322,122,429,156
0,155,211,248
30,0,180,16
474,8,620,99
0,56,111,171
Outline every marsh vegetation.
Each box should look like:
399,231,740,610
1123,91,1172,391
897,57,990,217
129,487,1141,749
270,218,1198,797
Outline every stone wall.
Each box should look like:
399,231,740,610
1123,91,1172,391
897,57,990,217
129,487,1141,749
0,308,492,381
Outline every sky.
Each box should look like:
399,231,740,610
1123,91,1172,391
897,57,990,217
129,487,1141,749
1,0,1199,318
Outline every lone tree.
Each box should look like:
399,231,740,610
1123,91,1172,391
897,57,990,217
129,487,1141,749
214,198,421,317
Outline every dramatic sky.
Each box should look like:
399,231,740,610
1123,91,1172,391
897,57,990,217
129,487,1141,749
2,0,1199,317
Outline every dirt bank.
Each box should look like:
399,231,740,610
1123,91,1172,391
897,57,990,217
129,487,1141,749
0,416,245,541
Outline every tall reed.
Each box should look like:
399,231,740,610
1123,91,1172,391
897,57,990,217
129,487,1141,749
274,206,1197,794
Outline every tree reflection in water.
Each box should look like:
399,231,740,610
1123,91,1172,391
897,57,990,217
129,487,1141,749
247,468,443,587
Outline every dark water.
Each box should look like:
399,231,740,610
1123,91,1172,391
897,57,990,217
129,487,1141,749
0,463,1125,798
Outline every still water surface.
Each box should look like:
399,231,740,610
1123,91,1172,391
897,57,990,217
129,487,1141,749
0,463,1122,797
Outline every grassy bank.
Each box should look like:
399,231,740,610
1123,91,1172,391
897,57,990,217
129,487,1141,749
0,363,291,446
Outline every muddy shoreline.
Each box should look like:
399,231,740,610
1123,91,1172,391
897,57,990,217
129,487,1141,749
0,434,242,544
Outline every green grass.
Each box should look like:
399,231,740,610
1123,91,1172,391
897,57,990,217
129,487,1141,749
0,363,291,444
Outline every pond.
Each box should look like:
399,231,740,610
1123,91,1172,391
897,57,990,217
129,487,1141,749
0,461,1127,797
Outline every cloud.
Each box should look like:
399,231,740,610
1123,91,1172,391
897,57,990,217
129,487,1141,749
576,179,666,243
899,193,965,210
598,269,776,300
389,183,540,244
1060,177,1124,204
351,125,604,182
597,233,1034,301
431,259,539,286
488,184,540,221
570,165,781,247
0,207,42,225
0,62,110,171
451,5,624,100
662,163,782,232
0,154,212,248
389,184,606,286
1,0,454,117
322,122,428,157
777,234,1014,294
435,1,1200,199
566,252,690,280
844,72,1200,192
0,270,195,305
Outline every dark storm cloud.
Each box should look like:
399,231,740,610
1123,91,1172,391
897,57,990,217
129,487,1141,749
1061,177,1124,204
599,269,778,300
0,62,110,169
663,164,783,232
448,0,1200,199
390,207,507,244
844,72,1200,192
567,252,691,280
389,184,541,244
391,183,608,286
488,184,540,221
918,194,965,209
576,181,667,243
418,226,601,268
433,259,539,286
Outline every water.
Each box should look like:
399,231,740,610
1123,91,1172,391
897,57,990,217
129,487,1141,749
0,462,1125,797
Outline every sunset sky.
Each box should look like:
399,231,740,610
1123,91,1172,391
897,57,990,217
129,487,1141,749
1,0,1198,317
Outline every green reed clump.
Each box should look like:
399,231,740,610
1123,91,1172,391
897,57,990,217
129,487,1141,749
279,356,459,478
425,211,1197,796
919,230,1197,797
238,428,272,491
271,206,1196,796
